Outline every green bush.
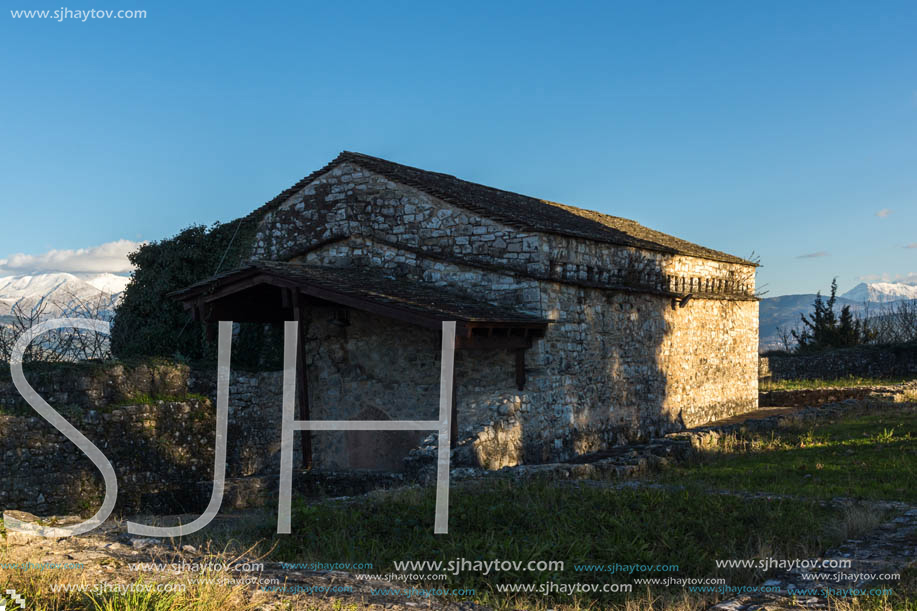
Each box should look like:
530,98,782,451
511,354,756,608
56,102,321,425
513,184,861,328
111,220,258,361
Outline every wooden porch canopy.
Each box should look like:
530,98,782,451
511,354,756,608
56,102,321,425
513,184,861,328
170,260,549,350
171,261,549,467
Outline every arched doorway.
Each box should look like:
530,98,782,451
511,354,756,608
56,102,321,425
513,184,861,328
346,406,423,471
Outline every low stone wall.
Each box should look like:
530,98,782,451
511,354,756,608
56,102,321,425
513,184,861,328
0,400,214,516
189,369,287,476
670,399,911,449
759,386,902,408
760,344,917,381
0,361,190,415
0,361,288,515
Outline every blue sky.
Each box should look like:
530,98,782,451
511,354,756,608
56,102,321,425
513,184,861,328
1,1,915,295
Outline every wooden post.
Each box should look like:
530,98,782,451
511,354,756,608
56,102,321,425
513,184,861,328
515,349,526,391
291,292,312,469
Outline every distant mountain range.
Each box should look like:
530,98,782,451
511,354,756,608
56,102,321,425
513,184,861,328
1,272,913,354
841,281,917,303
0,272,130,323
760,281,917,351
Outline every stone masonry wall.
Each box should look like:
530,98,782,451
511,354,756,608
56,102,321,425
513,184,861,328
0,362,287,478
297,235,542,311
526,280,758,462
0,361,190,415
0,361,289,515
540,233,756,297
760,344,917,381
251,162,545,276
0,400,214,516
247,159,759,469
299,236,759,468
252,161,757,300
411,281,757,470
301,306,518,471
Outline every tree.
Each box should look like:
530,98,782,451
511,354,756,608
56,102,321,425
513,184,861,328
791,278,873,352
110,221,255,360
110,213,285,368
774,324,797,353
861,299,917,344
0,290,116,363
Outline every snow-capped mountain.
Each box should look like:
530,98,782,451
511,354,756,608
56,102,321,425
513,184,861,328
0,272,130,319
841,281,917,303
761,280,917,350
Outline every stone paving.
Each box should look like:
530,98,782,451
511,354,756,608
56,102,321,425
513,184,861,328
710,505,917,610
0,510,486,610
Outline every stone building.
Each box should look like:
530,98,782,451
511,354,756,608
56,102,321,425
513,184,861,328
175,152,759,473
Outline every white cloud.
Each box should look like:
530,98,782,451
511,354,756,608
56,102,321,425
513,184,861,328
0,240,143,276
876,208,893,218
796,251,830,259
856,271,917,285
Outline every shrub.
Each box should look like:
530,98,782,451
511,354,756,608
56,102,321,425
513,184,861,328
111,220,258,361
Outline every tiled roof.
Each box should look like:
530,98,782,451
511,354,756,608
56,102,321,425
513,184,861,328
171,261,550,326
251,151,755,266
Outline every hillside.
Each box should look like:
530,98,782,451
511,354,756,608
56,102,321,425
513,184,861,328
0,272,129,320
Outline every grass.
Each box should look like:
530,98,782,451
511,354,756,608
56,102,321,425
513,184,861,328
0,571,266,611
0,391,210,416
4,404,916,609
760,376,913,391
254,479,843,609
660,406,917,502
828,565,917,611
110,392,210,408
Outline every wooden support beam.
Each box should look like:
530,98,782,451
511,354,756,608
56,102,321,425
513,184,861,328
204,312,217,342
515,349,526,391
195,301,207,323
455,335,532,351
292,295,313,469
198,274,275,305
